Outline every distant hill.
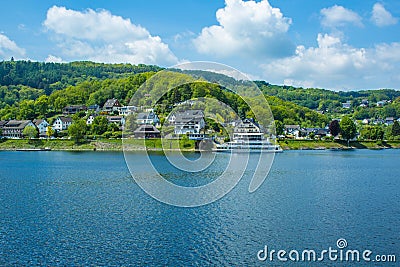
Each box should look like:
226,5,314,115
0,60,162,94
0,60,399,125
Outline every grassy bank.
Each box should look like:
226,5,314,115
278,139,400,150
0,138,196,151
1,138,399,151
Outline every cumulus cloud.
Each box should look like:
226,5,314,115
371,3,398,27
193,0,294,59
45,54,63,63
321,5,363,28
43,6,178,66
261,34,400,90
0,33,26,59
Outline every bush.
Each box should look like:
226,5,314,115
102,131,112,138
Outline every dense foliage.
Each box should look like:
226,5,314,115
0,61,399,135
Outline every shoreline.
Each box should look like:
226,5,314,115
0,139,399,152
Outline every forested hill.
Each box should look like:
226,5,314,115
0,60,399,127
0,60,162,94
255,81,400,110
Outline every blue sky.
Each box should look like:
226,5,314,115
0,0,399,91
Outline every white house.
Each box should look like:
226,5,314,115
284,125,301,137
342,101,351,109
53,116,72,132
86,114,98,125
173,110,205,135
118,106,137,116
33,119,49,137
136,111,160,125
103,98,121,113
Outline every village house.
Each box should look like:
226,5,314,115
118,105,137,116
0,120,8,135
53,116,72,132
62,105,87,115
86,114,99,125
133,125,161,139
107,116,126,126
376,100,387,107
385,117,395,125
362,119,370,124
136,111,160,125
1,120,36,139
33,119,49,137
87,104,100,113
360,99,369,107
173,110,205,135
284,125,301,137
342,101,351,109
103,98,121,113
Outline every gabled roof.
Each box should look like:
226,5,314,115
103,98,121,108
0,120,8,127
4,120,33,129
174,110,204,123
137,112,157,120
284,124,300,129
57,116,72,123
33,119,48,126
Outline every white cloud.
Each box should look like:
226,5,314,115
43,6,178,66
0,33,26,59
193,0,294,59
371,3,398,27
45,54,63,63
321,5,363,28
261,34,400,90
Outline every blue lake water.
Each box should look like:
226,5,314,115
0,150,399,266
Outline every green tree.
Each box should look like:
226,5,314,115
68,119,87,143
340,116,357,146
34,95,49,117
274,120,284,136
23,125,38,139
91,116,109,135
46,126,55,139
18,100,36,120
392,121,400,137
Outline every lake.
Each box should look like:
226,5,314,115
0,150,399,266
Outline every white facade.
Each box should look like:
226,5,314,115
118,106,137,116
53,117,72,132
34,119,49,134
86,114,98,125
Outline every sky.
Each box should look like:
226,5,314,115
0,0,399,91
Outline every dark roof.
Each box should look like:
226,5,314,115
33,119,48,126
88,104,100,109
285,125,300,129
58,117,72,123
103,98,121,108
4,120,33,129
174,110,204,123
134,125,160,134
137,112,157,120
0,120,8,127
